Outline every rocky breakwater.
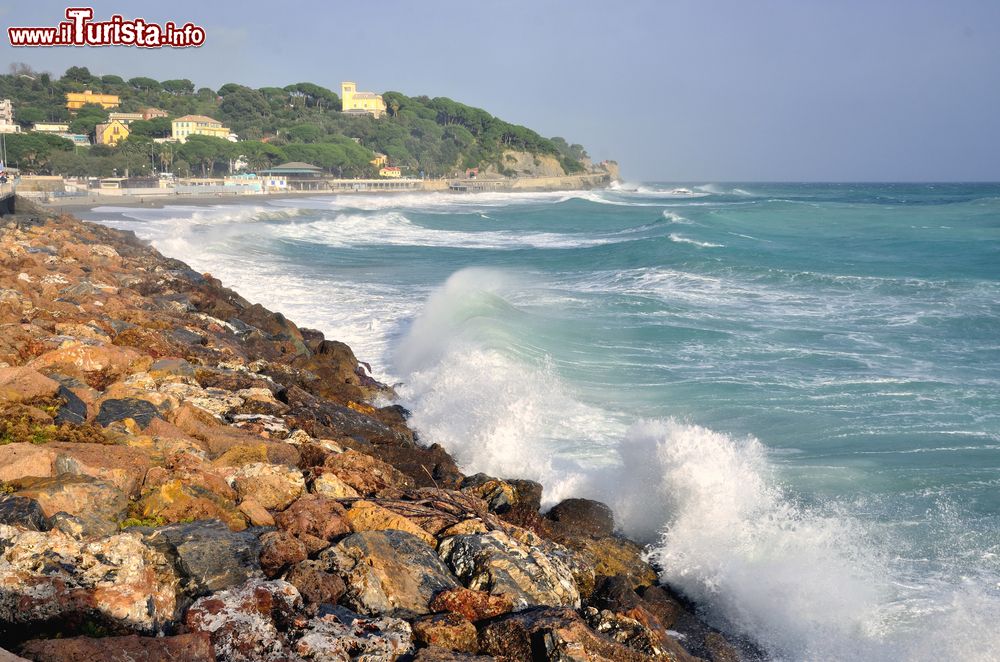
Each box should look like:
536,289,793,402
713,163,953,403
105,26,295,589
0,198,746,661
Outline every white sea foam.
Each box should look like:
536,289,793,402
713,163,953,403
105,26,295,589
662,210,695,224
97,203,649,252
610,181,710,198
693,184,756,197
668,233,724,248
274,211,636,250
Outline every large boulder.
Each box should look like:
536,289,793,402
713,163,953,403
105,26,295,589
49,442,152,496
428,587,515,622
373,443,465,490
143,520,262,598
411,612,479,653
19,633,215,662
320,449,415,496
273,495,350,554
558,535,658,594
583,606,698,661
0,444,56,483
28,342,146,389
283,385,411,446
479,607,674,662
284,559,347,606
438,531,580,610
258,530,308,578
166,404,298,464
638,585,686,630
0,366,60,403
545,498,615,538
135,479,247,531
11,475,127,536
0,526,179,641
230,462,304,511
0,496,48,531
0,442,151,496
311,471,360,499
460,474,543,529
185,579,301,662
95,398,162,428
293,606,414,660
322,530,459,618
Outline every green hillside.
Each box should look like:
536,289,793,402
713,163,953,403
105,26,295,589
0,64,590,178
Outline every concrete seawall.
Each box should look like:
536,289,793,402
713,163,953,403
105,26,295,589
0,189,15,217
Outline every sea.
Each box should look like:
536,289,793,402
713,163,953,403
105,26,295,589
88,182,1000,661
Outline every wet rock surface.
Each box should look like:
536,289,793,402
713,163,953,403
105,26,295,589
0,204,742,661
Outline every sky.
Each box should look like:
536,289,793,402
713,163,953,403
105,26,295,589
1,0,998,182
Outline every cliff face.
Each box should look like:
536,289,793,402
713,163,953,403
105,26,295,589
601,160,621,182
0,199,742,662
483,150,568,178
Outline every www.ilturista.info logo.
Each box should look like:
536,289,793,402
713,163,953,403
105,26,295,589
7,8,205,48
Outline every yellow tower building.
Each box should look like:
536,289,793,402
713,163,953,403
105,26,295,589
341,82,386,119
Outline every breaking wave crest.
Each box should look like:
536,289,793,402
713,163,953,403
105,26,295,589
668,233,724,248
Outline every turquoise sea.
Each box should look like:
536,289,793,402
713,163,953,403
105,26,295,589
91,182,1000,661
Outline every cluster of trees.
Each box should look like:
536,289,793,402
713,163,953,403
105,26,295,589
0,63,590,178
2,132,375,179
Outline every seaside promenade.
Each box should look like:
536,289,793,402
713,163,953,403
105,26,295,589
20,170,614,210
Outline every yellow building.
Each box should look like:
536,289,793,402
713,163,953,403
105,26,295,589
341,82,386,119
171,115,232,143
66,90,120,111
379,166,402,178
370,153,388,168
95,119,130,145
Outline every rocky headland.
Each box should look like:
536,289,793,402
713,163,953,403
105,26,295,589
0,198,743,662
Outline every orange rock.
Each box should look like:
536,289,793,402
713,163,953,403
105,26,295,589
274,494,350,550
411,612,479,653
28,342,148,388
345,500,437,547
20,633,214,662
312,471,360,499
429,587,515,622
239,498,275,527
45,441,152,496
322,449,415,496
136,478,247,531
0,366,60,403
168,403,298,465
0,443,57,482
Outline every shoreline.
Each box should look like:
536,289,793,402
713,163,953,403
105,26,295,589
0,196,749,661
19,170,617,214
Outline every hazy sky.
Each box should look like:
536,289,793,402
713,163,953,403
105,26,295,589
1,0,998,181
